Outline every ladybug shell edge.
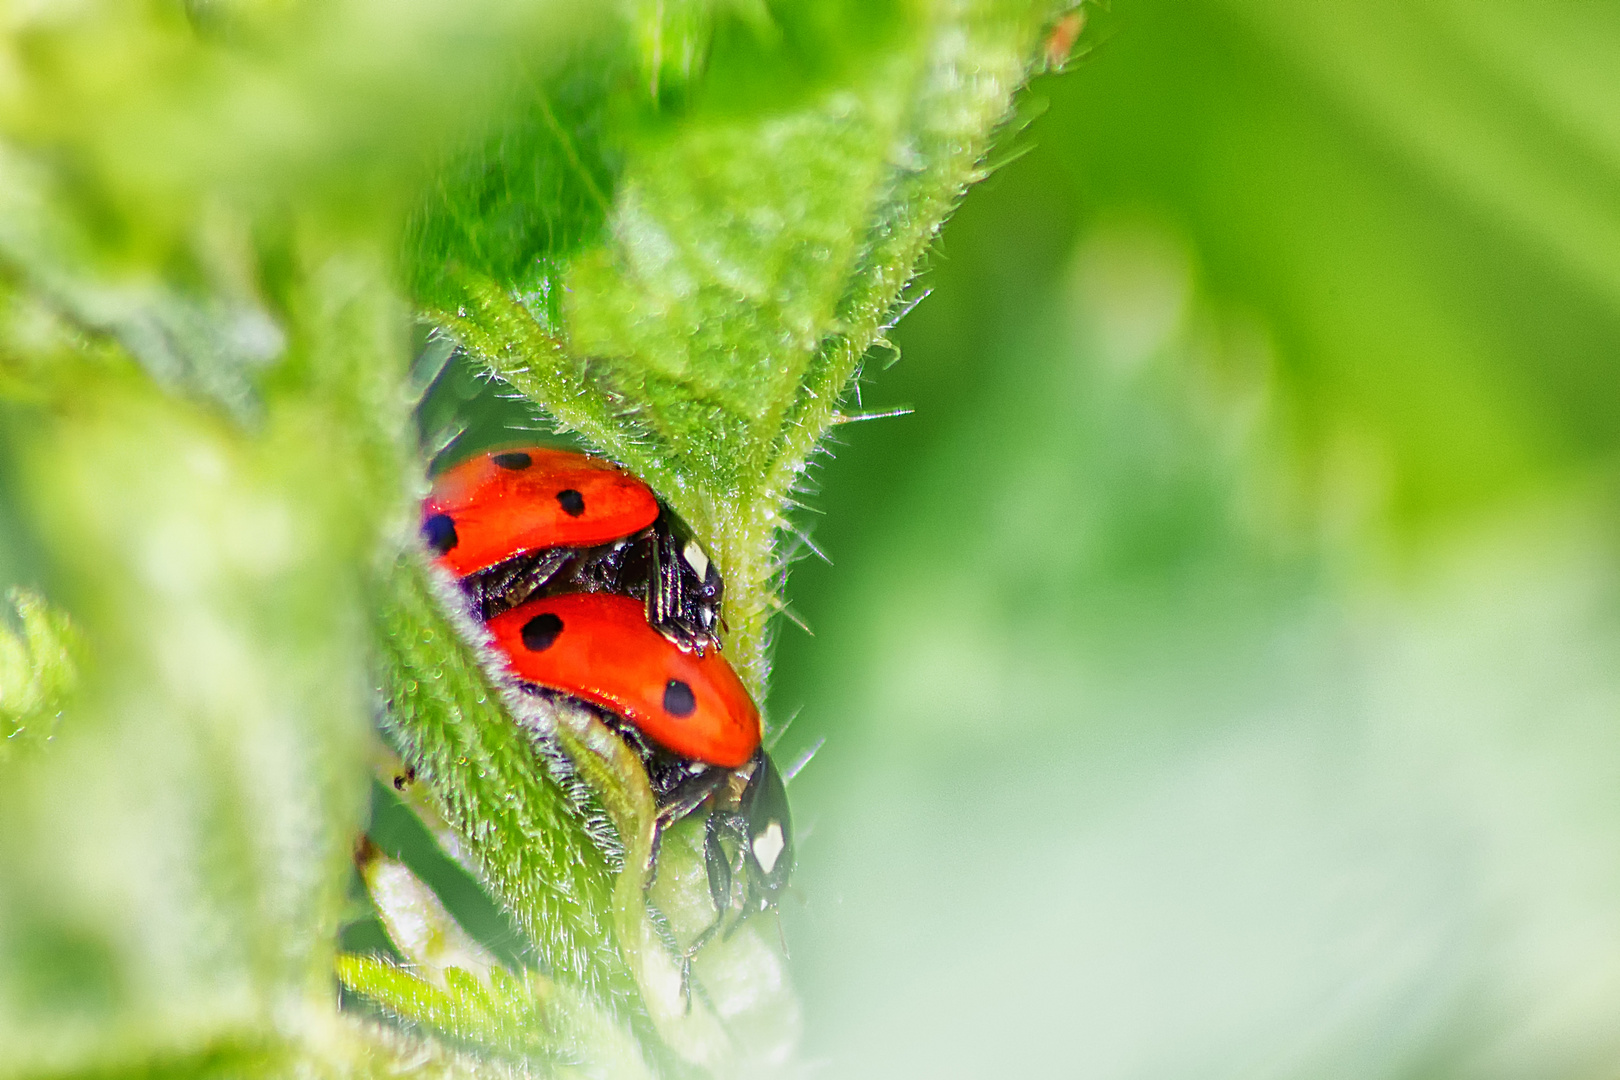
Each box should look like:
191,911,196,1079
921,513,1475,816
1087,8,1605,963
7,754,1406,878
424,447,661,577
489,591,760,768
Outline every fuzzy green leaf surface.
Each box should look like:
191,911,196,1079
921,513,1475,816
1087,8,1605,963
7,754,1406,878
372,557,629,1006
378,0,1069,1071
0,265,406,1077
433,0,1068,687
338,955,654,1078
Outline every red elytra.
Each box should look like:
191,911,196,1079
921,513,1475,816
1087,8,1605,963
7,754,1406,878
489,592,760,768
423,447,661,578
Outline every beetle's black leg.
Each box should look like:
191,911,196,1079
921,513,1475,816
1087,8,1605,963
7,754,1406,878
646,516,669,639
642,767,728,891
656,769,728,829
672,811,732,968
682,918,725,978
644,816,667,892
679,952,695,1013
506,548,574,611
675,809,755,971
604,529,650,597
664,811,739,1015
704,808,733,914
663,527,686,648
468,548,576,620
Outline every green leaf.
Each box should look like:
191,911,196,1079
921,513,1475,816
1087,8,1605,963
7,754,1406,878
0,18,427,1059
0,357,392,1075
372,557,631,1005
431,0,1066,688
375,0,1069,1072
0,587,82,763
356,844,502,984
403,42,628,319
338,956,654,1078
364,773,538,973
0,144,280,418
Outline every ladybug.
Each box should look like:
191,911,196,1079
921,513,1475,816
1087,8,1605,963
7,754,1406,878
422,447,725,654
488,591,793,925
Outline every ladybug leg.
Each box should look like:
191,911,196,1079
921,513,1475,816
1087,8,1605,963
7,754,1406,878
672,814,732,1006
703,806,734,914
568,536,634,597
686,810,751,957
645,516,674,643
645,507,724,655
468,548,573,620
643,768,728,891
503,549,575,612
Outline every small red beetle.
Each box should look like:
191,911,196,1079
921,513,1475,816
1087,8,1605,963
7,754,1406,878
488,592,792,925
421,447,724,654
489,592,759,768
423,448,660,577
420,445,791,929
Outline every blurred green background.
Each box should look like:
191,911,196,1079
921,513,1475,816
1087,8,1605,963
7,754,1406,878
765,0,1620,1075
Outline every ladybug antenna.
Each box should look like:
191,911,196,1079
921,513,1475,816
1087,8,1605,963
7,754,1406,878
781,736,825,784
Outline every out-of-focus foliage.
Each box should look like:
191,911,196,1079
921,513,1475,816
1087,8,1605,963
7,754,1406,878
764,0,1620,1076
338,952,654,1077
0,588,80,762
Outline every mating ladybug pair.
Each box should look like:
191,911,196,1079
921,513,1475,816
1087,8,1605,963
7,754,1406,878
421,447,792,937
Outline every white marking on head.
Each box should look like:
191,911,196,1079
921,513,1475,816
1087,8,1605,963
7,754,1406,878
752,821,785,875
683,540,710,580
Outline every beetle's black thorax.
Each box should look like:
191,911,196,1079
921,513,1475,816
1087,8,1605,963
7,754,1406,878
463,504,724,655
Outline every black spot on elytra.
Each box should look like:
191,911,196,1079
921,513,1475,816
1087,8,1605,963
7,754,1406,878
423,514,457,555
663,679,696,717
492,451,532,470
556,489,586,517
521,612,564,652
